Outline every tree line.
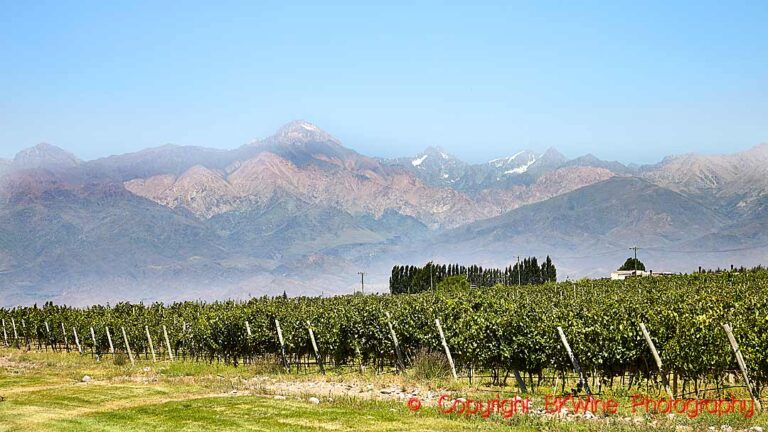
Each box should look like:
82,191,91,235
389,256,556,294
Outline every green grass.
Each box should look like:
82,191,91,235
0,348,765,431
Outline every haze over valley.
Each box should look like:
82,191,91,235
2,120,767,305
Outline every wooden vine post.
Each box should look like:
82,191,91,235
11,318,18,346
44,321,51,351
512,369,528,393
22,319,30,351
306,321,325,375
354,341,365,374
105,326,115,354
34,324,40,351
182,322,188,357
723,323,762,412
639,323,673,399
121,326,135,366
2,319,8,347
435,319,458,381
73,327,83,354
557,326,591,395
385,312,406,373
145,326,157,363
244,321,252,364
274,319,289,371
90,327,97,357
162,325,174,361
60,322,69,352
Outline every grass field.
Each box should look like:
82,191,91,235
0,348,764,431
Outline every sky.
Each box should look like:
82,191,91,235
1,1,767,165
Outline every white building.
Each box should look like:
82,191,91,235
610,270,675,280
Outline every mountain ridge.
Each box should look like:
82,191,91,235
2,122,767,304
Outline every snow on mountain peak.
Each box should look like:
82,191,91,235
487,151,538,174
412,154,428,167
271,120,339,145
505,157,537,174
489,151,525,166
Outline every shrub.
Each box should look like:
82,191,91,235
411,349,451,381
113,353,129,366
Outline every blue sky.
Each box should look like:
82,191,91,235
1,1,767,164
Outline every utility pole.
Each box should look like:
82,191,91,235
357,272,365,294
629,246,639,273
430,264,434,291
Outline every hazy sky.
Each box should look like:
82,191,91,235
1,1,767,164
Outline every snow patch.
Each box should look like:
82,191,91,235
489,151,525,167
412,155,428,167
504,157,536,174
300,123,317,131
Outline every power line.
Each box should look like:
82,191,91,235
643,243,768,254
550,248,629,260
552,242,768,261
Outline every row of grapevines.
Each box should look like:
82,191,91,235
1,271,767,384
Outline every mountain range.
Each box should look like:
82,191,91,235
1,120,767,305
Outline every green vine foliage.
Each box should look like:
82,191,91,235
2,271,767,384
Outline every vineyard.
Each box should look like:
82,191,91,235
2,271,768,401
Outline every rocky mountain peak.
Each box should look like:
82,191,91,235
538,147,567,164
422,146,454,159
411,146,461,166
13,143,80,170
250,120,372,170
271,120,340,146
742,143,768,162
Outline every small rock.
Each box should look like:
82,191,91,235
230,390,237,395
583,410,596,420
308,397,320,404
81,375,92,383
720,426,733,432
142,367,151,372
273,395,286,400
749,427,764,432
